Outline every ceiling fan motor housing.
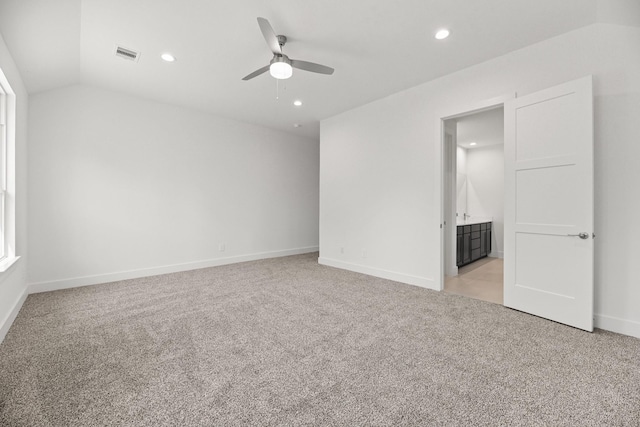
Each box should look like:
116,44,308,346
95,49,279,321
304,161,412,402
270,54,291,66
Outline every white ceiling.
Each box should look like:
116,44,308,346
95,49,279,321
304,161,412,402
456,107,504,149
0,0,601,139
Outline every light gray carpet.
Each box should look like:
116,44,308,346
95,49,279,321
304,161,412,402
1,253,639,426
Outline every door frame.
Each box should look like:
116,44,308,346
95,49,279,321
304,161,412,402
437,93,515,291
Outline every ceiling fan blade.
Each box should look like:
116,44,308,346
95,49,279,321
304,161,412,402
257,17,282,54
242,65,270,81
290,59,334,75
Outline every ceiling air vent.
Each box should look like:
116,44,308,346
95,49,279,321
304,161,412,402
114,45,140,62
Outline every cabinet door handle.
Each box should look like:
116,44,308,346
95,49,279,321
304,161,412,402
567,232,589,239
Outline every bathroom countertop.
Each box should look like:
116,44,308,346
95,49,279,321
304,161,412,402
456,218,493,226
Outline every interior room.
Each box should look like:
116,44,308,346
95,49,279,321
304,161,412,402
1,1,639,425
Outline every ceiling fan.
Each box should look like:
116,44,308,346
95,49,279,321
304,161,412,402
242,17,334,81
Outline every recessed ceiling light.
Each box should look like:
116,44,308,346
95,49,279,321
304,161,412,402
435,29,450,40
293,123,302,128
469,142,477,146
161,53,176,62
293,100,303,107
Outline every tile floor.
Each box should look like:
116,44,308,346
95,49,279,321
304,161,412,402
444,257,504,305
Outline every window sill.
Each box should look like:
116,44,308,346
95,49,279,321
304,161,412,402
0,256,20,274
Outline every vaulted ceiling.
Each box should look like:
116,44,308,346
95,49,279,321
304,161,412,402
0,0,611,138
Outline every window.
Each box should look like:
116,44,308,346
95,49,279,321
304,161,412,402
0,66,16,270
0,79,7,260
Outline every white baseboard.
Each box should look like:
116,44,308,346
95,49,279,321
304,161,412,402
0,288,27,344
318,257,436,290
594,313,640,339
489,251,504,259
28,246,319,294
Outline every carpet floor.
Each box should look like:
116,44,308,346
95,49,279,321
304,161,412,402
1,253,639,426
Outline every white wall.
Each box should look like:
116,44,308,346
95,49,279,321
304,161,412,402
0,33,28,342
320,23,640,337
28,85,319,289
466,145,504,257
456,146,467,217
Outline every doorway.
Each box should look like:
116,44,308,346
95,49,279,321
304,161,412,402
438,77,594,330
442,107,505,305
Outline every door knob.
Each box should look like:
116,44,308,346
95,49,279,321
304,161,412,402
567,232,589,239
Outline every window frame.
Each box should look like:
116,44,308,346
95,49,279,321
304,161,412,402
0,65,17,273
0,82,7,261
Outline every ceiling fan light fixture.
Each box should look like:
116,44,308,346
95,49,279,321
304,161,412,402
270,62,293,79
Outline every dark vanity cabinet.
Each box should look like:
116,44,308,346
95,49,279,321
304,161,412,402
456,222,491,267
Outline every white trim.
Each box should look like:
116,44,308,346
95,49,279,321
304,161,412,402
0,287,27,344
438,93,516,122
28,247,319,294
0,255,19,274
488,251,504,259
594,314,640,339
318,257,436,290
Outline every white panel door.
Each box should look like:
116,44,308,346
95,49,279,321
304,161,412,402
504,76,594,331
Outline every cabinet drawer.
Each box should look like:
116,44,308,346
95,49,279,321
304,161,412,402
457,226,463,235
471,239,481,250
471,231,480,239
480,223,487,230
464,225,471,234
471,248,482,260
471,224,481,232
